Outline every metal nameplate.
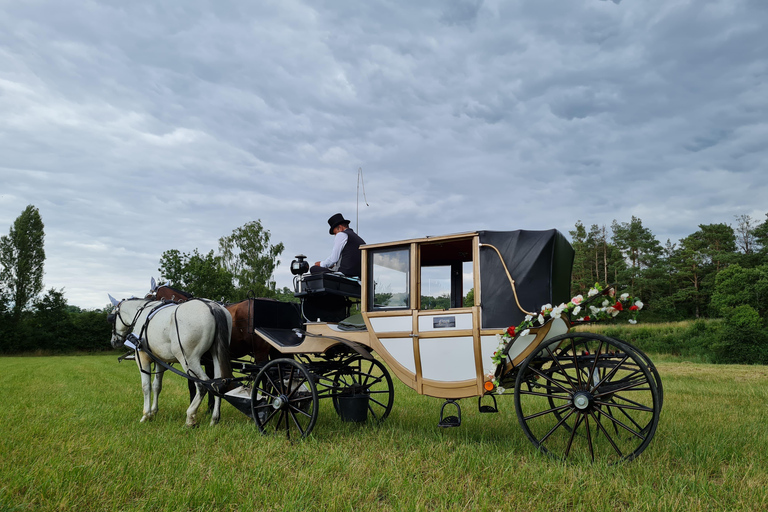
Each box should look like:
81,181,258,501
433,316,456,328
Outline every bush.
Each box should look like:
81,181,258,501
710,305,768,364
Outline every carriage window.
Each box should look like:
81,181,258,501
419,238,474,310
369,248,410,310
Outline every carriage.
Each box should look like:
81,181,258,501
113,229,662,464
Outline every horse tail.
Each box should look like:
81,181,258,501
211,305,233,380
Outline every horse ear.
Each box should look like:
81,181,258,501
150,277,157,292
108,294,120,307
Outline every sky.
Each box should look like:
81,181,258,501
1,0,766,310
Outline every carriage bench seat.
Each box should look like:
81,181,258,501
295,273,361,299
253,327,305,348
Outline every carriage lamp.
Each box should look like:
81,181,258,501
291,254,310,275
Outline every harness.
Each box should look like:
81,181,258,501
114,298,220,383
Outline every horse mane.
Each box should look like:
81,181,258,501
158,285,194,299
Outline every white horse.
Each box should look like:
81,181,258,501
109,297,233,427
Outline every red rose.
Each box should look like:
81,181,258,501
507,326,516,337
614,301,623,311
584,316,590,321
630,305,638,311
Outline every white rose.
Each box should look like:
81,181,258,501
573,305,582,316
588,288,599,297
496,386,505,395
602,300,609,307
635,300,644,310
628,319,637,324
520,329,530,337
537,314,545,324
524,314,533,322
620,293,629,300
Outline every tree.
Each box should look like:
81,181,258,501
751,213,768,265
710,264,768,318
569,221,625,294
158,249,234,300
0,205,45,319
734,214,757,255
218,220,284,300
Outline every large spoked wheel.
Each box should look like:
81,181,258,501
251,358,319,439
332,356,394,422
514,333,660,464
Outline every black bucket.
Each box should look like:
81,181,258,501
337,394,369,422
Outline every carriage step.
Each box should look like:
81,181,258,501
438,400,462,428
478,394,498,413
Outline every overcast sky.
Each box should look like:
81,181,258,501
1,0,766,310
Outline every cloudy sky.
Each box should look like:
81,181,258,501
1,0,766,310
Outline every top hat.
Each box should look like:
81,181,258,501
327,213,350,234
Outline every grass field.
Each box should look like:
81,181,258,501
1,353,767,511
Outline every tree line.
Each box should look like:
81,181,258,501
569,214,768,322
1,204,766,355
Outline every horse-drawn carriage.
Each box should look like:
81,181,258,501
110,229,661,464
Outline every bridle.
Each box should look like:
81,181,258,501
108,298,152,346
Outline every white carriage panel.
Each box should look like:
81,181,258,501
418,313,473,332
419,336,476,382
543,318,569,345
508,332,537,361
379,337,416,374
509,317,570,360
370,316,412,333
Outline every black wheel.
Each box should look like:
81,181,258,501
332,356,394,422
514,333,660,464
251,358,319,439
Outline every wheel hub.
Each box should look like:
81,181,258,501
572,391,593,411
272,395,288,410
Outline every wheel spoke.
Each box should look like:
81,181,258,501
538,407,577,444
523,402,573,422
594,407,646,440
594,399,653,414
545,345,580,390
590,410,624,458
288,409,307,436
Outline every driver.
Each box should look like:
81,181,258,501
311,213,366,278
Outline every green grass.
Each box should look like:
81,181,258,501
1,354,767,511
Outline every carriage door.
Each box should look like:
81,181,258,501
415,237,481,398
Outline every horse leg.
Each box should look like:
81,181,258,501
137,354,154,422
150,368,165,419
210,356,223,426
183,361,208,428
187,354,215,414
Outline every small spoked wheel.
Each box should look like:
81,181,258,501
251,358,319,439
514,333,660,464
332,356,394,422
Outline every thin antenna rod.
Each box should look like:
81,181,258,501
356,167,369,233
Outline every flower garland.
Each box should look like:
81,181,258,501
486,284,643,392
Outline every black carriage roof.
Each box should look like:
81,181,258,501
477,229,573,329
362,229,574,329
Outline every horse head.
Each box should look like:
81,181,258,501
108,296,150,349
